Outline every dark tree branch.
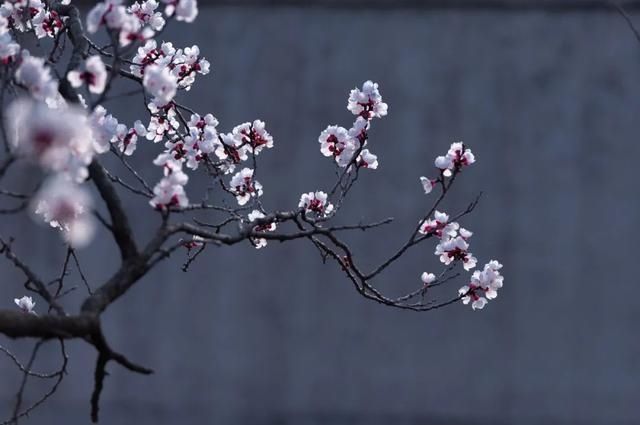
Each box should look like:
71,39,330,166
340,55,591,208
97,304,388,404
0,311,94,339
88,162,139,260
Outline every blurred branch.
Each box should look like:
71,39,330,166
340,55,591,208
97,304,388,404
610,0,640,41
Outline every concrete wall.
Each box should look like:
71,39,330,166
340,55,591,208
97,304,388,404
1,4,640,425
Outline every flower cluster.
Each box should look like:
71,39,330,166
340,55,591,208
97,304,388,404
317,81,386,170
149,111,275,209
221,120,273,156
458,261,504,310
15,54,59,102
0,15,20,63
303,81,386,220
419,142,476,193
229,168,263,206
161,0,198,23
32,176,95,248
88,105,149,156
7,99,95,182
435,227,477,271
418,210,477,271
6,46,102,247
146,102,179,142
247,210,277,249
435,141,475,177
132,40,210,96
68,55,108,95
32,7,63,39
298,191,333,218
0,0,42,33
0,0,66,38
319,125,353,167
417,147,504,310
129,0,165,32
347,80,388,120
153,112,219,169
87,0,154,46
87,0,198,44
115,120,148,156
89,107,119,153
143,64,178,107
149,158,189,210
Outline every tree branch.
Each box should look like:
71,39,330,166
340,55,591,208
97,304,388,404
88,161,138,260
0,311,95,339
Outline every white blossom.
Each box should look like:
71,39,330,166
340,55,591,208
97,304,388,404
32,176,96,247
149,161,189,210
32,9,63,39
458,285,488,310
15,54,58,101
347,80,388,120
223,120,273,157
356,149,378,169
436,142,476,177
114,120,147,155
129,0,165,31
299,191,333,217
448,142,475,167
420,176,435,194
87,0,126,34
419,210,450,235
348,116,369,146
7,99,95,182
459,260,504,310
1,0,45,33
0,32,20,63
185,113,222,164
132,40,209,92
219,132,248,163
146,102,179,143
163,0,198,23
421,272,436,285
89,106,120,154
435,235,477,271
247,210,277,249
434,211,449,224
67,56,108,94
143,64,178,107
229,168,263,206
318,125,355,167
172,45,210,89
14,296,36,314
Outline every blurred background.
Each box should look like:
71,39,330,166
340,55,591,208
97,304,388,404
2,0,640,424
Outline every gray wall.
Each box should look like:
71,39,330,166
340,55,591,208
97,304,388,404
1,4,640,425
